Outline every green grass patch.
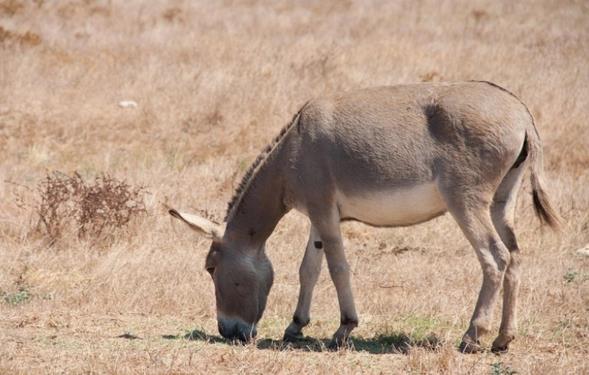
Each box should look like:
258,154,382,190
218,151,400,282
490,361,518,375
2,288,32,305
401,314,443,341
564,270,578,283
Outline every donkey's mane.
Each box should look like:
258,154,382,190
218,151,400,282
224,105,306,222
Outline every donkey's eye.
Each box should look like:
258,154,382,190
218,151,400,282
206,267,215,276
233,282,247,296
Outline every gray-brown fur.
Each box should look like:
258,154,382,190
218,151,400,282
170,81,560,353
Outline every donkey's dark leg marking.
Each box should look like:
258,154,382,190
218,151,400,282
340,316,359,327
292,315,309,327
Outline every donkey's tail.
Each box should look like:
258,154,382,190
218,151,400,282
525,119,562,230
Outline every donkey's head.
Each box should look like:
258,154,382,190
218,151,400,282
169,209,273,342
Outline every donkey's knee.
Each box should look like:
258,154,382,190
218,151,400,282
326,261,350,278
504,249,521,276
321,237,351,278
481,239,511,284
491,208,519,252
500,225,519,253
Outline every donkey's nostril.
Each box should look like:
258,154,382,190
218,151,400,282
235,323,257,342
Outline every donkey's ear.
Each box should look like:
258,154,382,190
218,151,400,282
168,209,224,240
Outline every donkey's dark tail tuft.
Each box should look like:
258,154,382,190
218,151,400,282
531,182,562,229
526,129,562,230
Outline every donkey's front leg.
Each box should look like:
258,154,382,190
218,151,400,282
283,226,324,341
314,217,358,349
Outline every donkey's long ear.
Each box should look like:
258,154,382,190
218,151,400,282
169,209,224,240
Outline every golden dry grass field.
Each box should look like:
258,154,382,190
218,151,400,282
1,0,588,374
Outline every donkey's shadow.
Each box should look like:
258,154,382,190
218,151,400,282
161,329,225,344
161,329,442,354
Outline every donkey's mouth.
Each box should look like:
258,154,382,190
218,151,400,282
218,318,257,342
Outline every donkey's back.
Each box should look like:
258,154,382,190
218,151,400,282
284,81,532,228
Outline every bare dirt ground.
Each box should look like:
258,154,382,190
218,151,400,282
1,1,588,374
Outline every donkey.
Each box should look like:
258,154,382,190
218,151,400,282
169,81,560,353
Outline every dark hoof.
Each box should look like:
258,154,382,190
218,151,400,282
459,340,483,354
491,345,509,355
491,334,514,354
328,338,350,351
283,330,304,343
327,340,340,351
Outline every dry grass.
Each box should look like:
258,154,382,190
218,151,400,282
1,0,588,374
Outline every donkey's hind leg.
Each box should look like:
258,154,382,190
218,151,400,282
442,189,511,353
490,164,526,353
283,225,324,341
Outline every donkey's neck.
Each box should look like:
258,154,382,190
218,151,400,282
224,152,288,249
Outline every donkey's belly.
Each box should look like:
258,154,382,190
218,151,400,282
336,182,447,227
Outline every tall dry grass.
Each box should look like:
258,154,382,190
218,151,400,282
0,0,588,374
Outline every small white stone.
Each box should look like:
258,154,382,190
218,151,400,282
576,245,589,257
118,100,138,108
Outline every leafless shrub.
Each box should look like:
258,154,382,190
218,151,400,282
0,0,24,17
31,171,146,244
0,26,42,47
162,7,184,23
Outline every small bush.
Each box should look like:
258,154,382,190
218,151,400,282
30,171,146,244
563,270,578,284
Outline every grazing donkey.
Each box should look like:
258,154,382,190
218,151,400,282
169,81,560,353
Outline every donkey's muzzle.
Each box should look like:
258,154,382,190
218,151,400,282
218,318,257,342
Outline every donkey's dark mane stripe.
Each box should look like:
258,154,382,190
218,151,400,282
224,105,306,222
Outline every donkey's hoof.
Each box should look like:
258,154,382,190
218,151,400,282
327,337,350,351
283,330,304,343
491,333,514,354
491,334,514,354
327,340,341,351
491,345,509,354
459,339,483,354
